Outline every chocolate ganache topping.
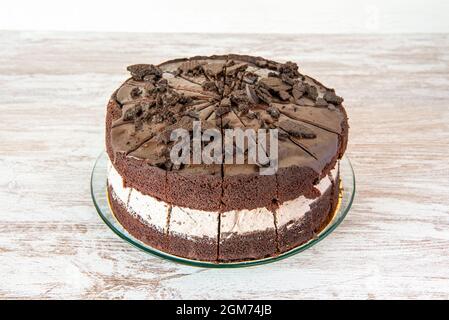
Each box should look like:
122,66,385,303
106,54,348,211
110,55,345,169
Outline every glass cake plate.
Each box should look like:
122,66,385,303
91,151,355,268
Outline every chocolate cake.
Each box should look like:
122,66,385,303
105,54,349,262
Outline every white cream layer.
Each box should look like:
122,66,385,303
276,164,338,230
107,160,338,240
107,162,169,233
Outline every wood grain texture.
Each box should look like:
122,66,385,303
0,31,448,300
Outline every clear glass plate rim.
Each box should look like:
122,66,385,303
91,151,356,268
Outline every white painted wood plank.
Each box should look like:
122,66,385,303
0,31,448,299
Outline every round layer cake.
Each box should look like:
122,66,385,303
105,54,349,262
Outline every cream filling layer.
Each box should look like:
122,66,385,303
107,160,338,240
107,161,169,233
276,164,337,231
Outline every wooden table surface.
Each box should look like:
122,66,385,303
0,31,448,299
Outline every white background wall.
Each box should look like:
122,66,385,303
1,0,448,34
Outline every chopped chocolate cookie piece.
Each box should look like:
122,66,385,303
226,62,248,76
152,113,164,123
123,104,142,121
140,101,155,118
292,82,306,100
237,103,250,113
266,106,280,119
163,89,193,107
202,80,218,93
162,91,178,106
278,119,316,139
323,90,344,105
315,97,328,107
259,77,292,94
156,78,168,92
181,95,193,105
230,90,250,110
143,82,155,92
243,72,259,84
255,86,273,104
279,90,291,101
245,84,259,104
130,87,142,99
127,64,162,81
215,80,225,94
305,84,318,100
278,61,300,78
156,93,164,108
